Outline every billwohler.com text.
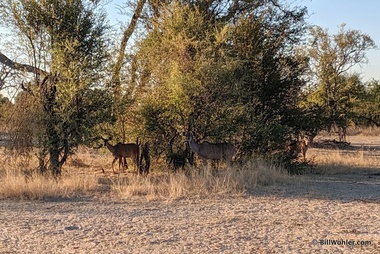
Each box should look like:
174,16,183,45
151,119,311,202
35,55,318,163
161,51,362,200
312,239,372,246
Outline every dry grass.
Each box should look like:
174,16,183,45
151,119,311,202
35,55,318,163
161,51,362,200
306,129,380,176
2,135,380,200
347,126,380,136
5,133,380,200
112,160,289,201
0,170,99,200
0,147,101,200
308,146,380,174
0,146,290,200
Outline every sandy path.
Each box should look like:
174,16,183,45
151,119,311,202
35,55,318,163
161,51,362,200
1,192,380,254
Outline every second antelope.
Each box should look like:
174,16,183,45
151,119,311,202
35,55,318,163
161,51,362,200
102,137,139,174
287,136,311,161
185,132,235,169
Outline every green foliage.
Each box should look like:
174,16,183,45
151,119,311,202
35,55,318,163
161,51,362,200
2,0,379,174
353,79,380,127
135,1,309,165
0,0,112,174
302,24,377,139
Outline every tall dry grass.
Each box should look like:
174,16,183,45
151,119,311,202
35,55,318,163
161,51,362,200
0,148,100,200
0,146,290,200
112,160,289,201
347,126,380,136
308,147,380,174
0,169,100,200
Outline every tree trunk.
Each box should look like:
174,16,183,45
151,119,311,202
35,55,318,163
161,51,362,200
111,0,146,89
111,0,146,119
45,100,61,175
49,146,61,175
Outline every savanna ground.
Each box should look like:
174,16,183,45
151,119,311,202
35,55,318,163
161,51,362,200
2,133,380,253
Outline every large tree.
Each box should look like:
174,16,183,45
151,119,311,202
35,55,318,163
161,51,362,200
0,0,111,174
135,0,309,163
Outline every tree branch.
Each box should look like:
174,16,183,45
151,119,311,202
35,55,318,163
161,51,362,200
111,0,146,87
0,51,47,76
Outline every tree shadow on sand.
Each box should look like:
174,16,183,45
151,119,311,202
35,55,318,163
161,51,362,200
249,168,380,202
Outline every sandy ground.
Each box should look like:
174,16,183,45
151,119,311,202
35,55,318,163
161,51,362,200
2,135,380,253
1,175,380,254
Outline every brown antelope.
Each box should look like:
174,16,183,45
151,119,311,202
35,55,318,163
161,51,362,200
185,132,235,169
287,136,311,161
102,137,140,173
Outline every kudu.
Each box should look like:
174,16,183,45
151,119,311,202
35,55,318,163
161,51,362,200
287,136,311,161
185,132,235,169
102,137,140,174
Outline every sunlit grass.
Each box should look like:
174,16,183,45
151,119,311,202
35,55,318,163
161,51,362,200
0,145,290,200
308,147,380,174
0,170,100,200
111,160,289,201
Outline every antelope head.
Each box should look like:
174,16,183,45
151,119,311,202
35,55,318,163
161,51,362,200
184,131,194,142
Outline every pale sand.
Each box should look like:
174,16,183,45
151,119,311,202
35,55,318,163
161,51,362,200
1,175,380,254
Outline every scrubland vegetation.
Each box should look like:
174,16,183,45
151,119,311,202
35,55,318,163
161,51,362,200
0,1,380,202
2,130,380,201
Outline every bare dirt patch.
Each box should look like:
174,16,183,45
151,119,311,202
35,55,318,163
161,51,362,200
2,170,380,254
1,196,380,253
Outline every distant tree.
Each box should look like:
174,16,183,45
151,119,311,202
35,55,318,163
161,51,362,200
302,24,377,140
354,79,380,127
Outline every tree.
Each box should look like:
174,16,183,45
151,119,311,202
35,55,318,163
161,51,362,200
135,0,309,164
0,0,111,175
354,79,380,127
302,24,377,140
221,3,308,156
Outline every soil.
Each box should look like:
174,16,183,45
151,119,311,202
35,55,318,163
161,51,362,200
1,173,380,253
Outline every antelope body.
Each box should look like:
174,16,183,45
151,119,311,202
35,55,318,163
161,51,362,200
186,132,235,168
287,136,311,160
103,138,139,173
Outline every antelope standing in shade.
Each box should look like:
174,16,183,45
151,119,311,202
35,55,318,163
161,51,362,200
287,136,311,161
185,132,235,169
102,137,139,173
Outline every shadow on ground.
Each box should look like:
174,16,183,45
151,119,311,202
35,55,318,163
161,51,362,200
250,172,380,202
